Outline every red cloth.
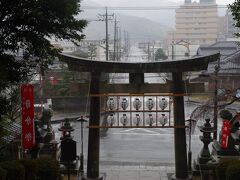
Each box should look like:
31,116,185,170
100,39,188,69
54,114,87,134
221,120,230,149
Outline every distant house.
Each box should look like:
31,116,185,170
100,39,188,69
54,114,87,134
193,41,240,91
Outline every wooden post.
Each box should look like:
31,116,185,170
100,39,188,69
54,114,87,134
86,72,102,179
172,72,189,179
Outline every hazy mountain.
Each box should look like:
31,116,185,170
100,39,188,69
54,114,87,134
82,0,179,27
83,15,171,41
79,0,172,41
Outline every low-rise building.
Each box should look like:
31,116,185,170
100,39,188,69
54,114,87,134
193,41,240,91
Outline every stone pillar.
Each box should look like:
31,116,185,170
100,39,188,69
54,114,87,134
172,72,189,179
86,72,102,180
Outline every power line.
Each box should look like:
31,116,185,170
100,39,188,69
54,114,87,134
82,5,229,11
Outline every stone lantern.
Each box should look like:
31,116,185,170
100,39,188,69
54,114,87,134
58,118,75,140
59,118,77,179
195,119,215,168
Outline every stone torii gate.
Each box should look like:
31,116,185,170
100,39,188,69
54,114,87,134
61,53,219,180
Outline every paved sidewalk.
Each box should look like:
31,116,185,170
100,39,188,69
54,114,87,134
100,165,175,180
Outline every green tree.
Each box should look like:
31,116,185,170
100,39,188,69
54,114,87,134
0,0,87,118
154,48,168,61
229,1,240,37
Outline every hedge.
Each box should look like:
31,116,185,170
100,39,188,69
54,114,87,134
226,161,240,180
0,157,60,180
0,161,25,180
216,159,240,180
20,159,38,180
0,167,6,180
36,157,60,180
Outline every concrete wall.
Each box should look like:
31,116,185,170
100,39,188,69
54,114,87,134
52,96,106,113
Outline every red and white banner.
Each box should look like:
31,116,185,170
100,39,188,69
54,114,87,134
21,84,35,149
221,120,230,149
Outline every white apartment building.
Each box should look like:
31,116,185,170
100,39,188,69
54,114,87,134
175,0,218,45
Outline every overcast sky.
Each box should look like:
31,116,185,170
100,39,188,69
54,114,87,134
172,0,235,5
85,0,234,27
89,0,235,6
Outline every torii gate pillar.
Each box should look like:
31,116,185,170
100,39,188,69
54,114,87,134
86,72,102,180
172,72,189,180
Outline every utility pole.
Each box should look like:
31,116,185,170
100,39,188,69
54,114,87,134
147,42,150,61
127,32,130,57
125,31,130,57
119,27,122,61
152,41,155,61
116,26,119,61
113,17,119,61
98,7,114,61
124,30,129,56
105,7,109,61
172,40,175,60
124,30,126,54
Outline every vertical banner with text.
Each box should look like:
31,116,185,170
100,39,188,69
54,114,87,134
221,120,230,149
21,84,35,149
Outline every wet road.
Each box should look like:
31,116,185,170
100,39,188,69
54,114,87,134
53,101,203,166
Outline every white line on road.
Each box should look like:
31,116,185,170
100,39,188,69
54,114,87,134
111,132,200,137
112,132,173,136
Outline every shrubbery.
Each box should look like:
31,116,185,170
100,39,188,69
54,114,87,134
216,159,240,180
20,159,38,180
0,158,60,180
226,161,240,180
0,161,25,180
36,157,60,180
0,167,6,180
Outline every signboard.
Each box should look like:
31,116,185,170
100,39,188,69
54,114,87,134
21,84,35,149
221,120,230,149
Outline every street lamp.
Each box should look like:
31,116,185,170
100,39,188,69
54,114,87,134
77,116,88,176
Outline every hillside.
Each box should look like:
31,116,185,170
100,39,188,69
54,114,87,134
78,0,172,41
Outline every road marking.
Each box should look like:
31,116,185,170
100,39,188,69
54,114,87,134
119,128,159,134
111,132,200,138
111,132,174,136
